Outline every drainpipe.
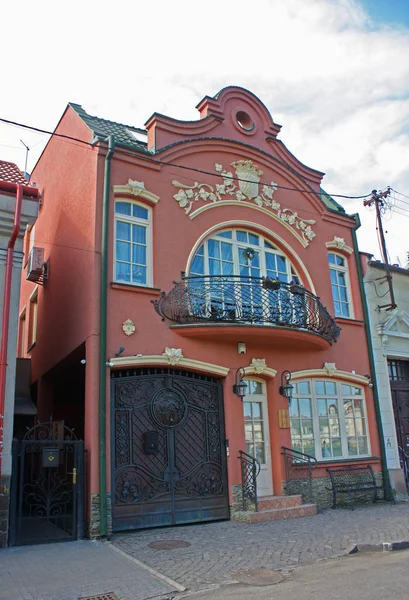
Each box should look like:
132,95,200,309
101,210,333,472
99,136,114,537
0,185,23,479
352,218,391,500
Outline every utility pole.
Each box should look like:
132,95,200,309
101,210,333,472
364,187,396,311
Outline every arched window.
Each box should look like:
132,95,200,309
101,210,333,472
290,379,369,460
114,201,152,286
190,229,299,281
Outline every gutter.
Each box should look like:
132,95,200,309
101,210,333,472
98,135,114,537
352,216,391,499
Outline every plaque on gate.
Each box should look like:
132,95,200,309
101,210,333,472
42,447,59,467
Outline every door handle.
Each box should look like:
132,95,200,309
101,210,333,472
68,468,77,484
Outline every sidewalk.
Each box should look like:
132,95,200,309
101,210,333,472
114,502,409,593
0,539,178,600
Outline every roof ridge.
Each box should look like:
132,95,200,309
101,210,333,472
68,102,146,133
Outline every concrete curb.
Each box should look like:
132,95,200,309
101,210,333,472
348,541,409,554
107,542,187,592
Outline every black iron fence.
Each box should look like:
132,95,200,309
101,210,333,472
238,450,260,511
152,276,340,344
281,446,317,504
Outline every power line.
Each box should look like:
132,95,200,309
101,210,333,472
0,116,373,201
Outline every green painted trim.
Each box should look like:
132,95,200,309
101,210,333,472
352,220,391,499
99,135,114,537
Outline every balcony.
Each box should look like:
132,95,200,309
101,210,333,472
152,276,340,346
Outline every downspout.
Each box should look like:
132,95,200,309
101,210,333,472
99,136,114,538
352,218,391,500
0,184,23,479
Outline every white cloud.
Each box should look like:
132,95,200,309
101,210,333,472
1,0,408,263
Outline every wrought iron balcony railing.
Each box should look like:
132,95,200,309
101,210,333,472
151,275,341,344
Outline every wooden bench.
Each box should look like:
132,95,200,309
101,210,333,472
327,465,382,510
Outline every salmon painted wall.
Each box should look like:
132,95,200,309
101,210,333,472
18,87,381,505
104,88,380,496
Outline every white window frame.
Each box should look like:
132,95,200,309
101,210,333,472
113,200,153,287
290,379,371,461
328,251,353,319
28,287,38,350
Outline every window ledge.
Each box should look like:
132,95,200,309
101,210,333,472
316,456,380,467
110,282,162,296
334,317,364,327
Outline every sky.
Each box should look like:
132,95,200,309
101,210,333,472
1,0,408,265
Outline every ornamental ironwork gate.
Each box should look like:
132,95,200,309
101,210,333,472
112,369,229,531
9,421,84,546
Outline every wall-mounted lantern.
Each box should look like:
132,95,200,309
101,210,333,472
233,368,247,402
279,370,294,405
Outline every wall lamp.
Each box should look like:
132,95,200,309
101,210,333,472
279,370,294,405
233,368,247,402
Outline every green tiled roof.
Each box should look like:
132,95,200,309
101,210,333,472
320,187,346,213
68,103,151,154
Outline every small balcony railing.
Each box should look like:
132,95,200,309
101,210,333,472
151,275,341,344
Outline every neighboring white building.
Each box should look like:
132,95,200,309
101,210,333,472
0,161,39,548
362,254,409,500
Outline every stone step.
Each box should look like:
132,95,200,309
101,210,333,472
257,495,303,510
232,503,317,524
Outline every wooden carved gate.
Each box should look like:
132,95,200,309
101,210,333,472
111,369,229,531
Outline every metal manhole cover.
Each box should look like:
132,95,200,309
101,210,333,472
148,539,191,550
79,594,118,600
232,568,284,586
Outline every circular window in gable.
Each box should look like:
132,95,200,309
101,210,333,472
236,110,255,131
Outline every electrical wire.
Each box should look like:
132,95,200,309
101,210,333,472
0,116,373,201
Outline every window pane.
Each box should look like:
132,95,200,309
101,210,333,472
341,385,352,396
221,242,233,261
191,255,204,275
291,421,301,436
330,269,338,284
289,399,299,417
208,240,220,258
132,245,146,265
332,438,342,457
328,401,338,416
255,443,265,464
319,418,329,435
116,241,130,262
336,255,345,267
302,419,313,437
297,381,310,395
341,304,350,317
277,255,287,273
116,262,130,282
304,440,315,457
299,398,312,418
252,402,262,420
117,221,131,241
325,382,336,395
318,399,327,417
222,261,234,275
358,437,368,454
217,230,232,238
253,423,263,441
115,202,131,215
247,380,262,394
132,205,148,219
132,266,146,284
237,231,247,242
347,438,358,456
315,381,325,395
132,224,146,244
209,259,221,275
243,402,251,419
246,442,254,456
353,399,363,416
321,439,332,457
244,423,253,440
248,233,259,245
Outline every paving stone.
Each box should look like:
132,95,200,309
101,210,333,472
113,502,409,592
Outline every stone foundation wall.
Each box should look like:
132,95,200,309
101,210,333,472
0,476,10,548
89,493,112,539
283,471,385,509
231,484,256,514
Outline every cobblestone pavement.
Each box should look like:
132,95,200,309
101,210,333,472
0,540,175,600
113,502,409,592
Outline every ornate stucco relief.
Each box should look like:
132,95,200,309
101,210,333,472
122,319,136,336
172,160,316,244
251,358,267,374
113,180,160,204
323,362,337,376
162,347,184,365
325,236,353,255
243,358,277,378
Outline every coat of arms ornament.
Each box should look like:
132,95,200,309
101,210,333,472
122,319,136,336
172,160,316,244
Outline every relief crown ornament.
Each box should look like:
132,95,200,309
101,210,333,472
127,179,146,196
323,362,337,376
251,358,267,374
162,347,184,365
122,318,136,336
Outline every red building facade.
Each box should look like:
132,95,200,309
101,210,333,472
17,87,384,539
